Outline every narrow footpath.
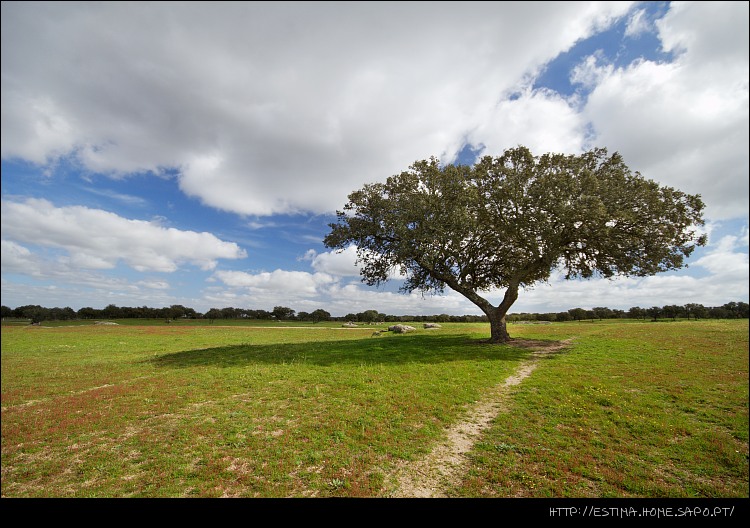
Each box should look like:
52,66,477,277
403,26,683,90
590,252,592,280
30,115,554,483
385,339,572,497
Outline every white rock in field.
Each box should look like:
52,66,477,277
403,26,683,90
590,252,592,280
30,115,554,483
388,324,416,333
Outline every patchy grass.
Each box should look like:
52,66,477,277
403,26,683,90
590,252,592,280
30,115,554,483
1,319,747,498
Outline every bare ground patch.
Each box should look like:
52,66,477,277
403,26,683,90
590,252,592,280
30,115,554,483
384,338,572,498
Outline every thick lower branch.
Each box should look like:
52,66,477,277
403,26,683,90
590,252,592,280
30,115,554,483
418,258,518,343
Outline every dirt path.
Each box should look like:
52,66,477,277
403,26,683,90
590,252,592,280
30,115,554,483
385,338,572,498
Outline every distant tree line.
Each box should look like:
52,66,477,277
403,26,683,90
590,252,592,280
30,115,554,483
508,301,749,322
1,301,748,325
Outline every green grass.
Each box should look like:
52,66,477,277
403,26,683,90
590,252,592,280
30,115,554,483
451,320,749,498
1,319,747,498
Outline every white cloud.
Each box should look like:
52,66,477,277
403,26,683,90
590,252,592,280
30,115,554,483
0,239,35,273
213,269,335,296
83,187,149,207
207,223,746,316
0,95,77,165
0,240,180,309
247,220,278,230
501,225,750,312
469,87,589,157
579,1,749,221
1,1,633,217
200,275,473,317
2,2,746,316
60,252,115,271
693,233,750,279
624,8,651,38
137,280,171,290
303,246,361,277
1,198,247,273
303,246,409,281
238,220,749,316
571,53,612,89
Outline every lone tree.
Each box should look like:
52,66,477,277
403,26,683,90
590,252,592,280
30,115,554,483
324,146,707,343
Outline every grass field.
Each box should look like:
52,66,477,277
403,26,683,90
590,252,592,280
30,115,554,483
1,318,747,499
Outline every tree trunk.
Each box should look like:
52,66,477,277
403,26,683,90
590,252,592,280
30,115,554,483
435,271,518,344
484,281,519,343
486,307,511,343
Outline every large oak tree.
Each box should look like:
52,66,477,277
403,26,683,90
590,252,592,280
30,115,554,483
324,146,707,343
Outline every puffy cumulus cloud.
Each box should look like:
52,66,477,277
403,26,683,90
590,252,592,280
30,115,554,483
486,271,744,315
0,239,186,310
198,248,427,314
1,1,632,216
205,269,340,313
213,269,335,295
693,233,749,280
0,239,35,274
1,198,246,273
2,238,128,287
468,87,589,157
624,8,651,38
418,222,749,314
302,246,360,277
0,94,78,166
578,1,749,221
525,274,710,311
212,221,748,316
303,246,409,280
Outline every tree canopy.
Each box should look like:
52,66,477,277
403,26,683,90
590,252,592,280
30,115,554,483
324,146,707,343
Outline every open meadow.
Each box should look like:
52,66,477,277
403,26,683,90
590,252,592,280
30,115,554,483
1,318,747,498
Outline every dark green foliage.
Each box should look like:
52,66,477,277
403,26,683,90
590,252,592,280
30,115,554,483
324,146,707,342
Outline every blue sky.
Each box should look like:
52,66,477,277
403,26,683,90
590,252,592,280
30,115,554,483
2,1,748,317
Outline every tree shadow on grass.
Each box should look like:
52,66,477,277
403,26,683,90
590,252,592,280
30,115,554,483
147,333,542,369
